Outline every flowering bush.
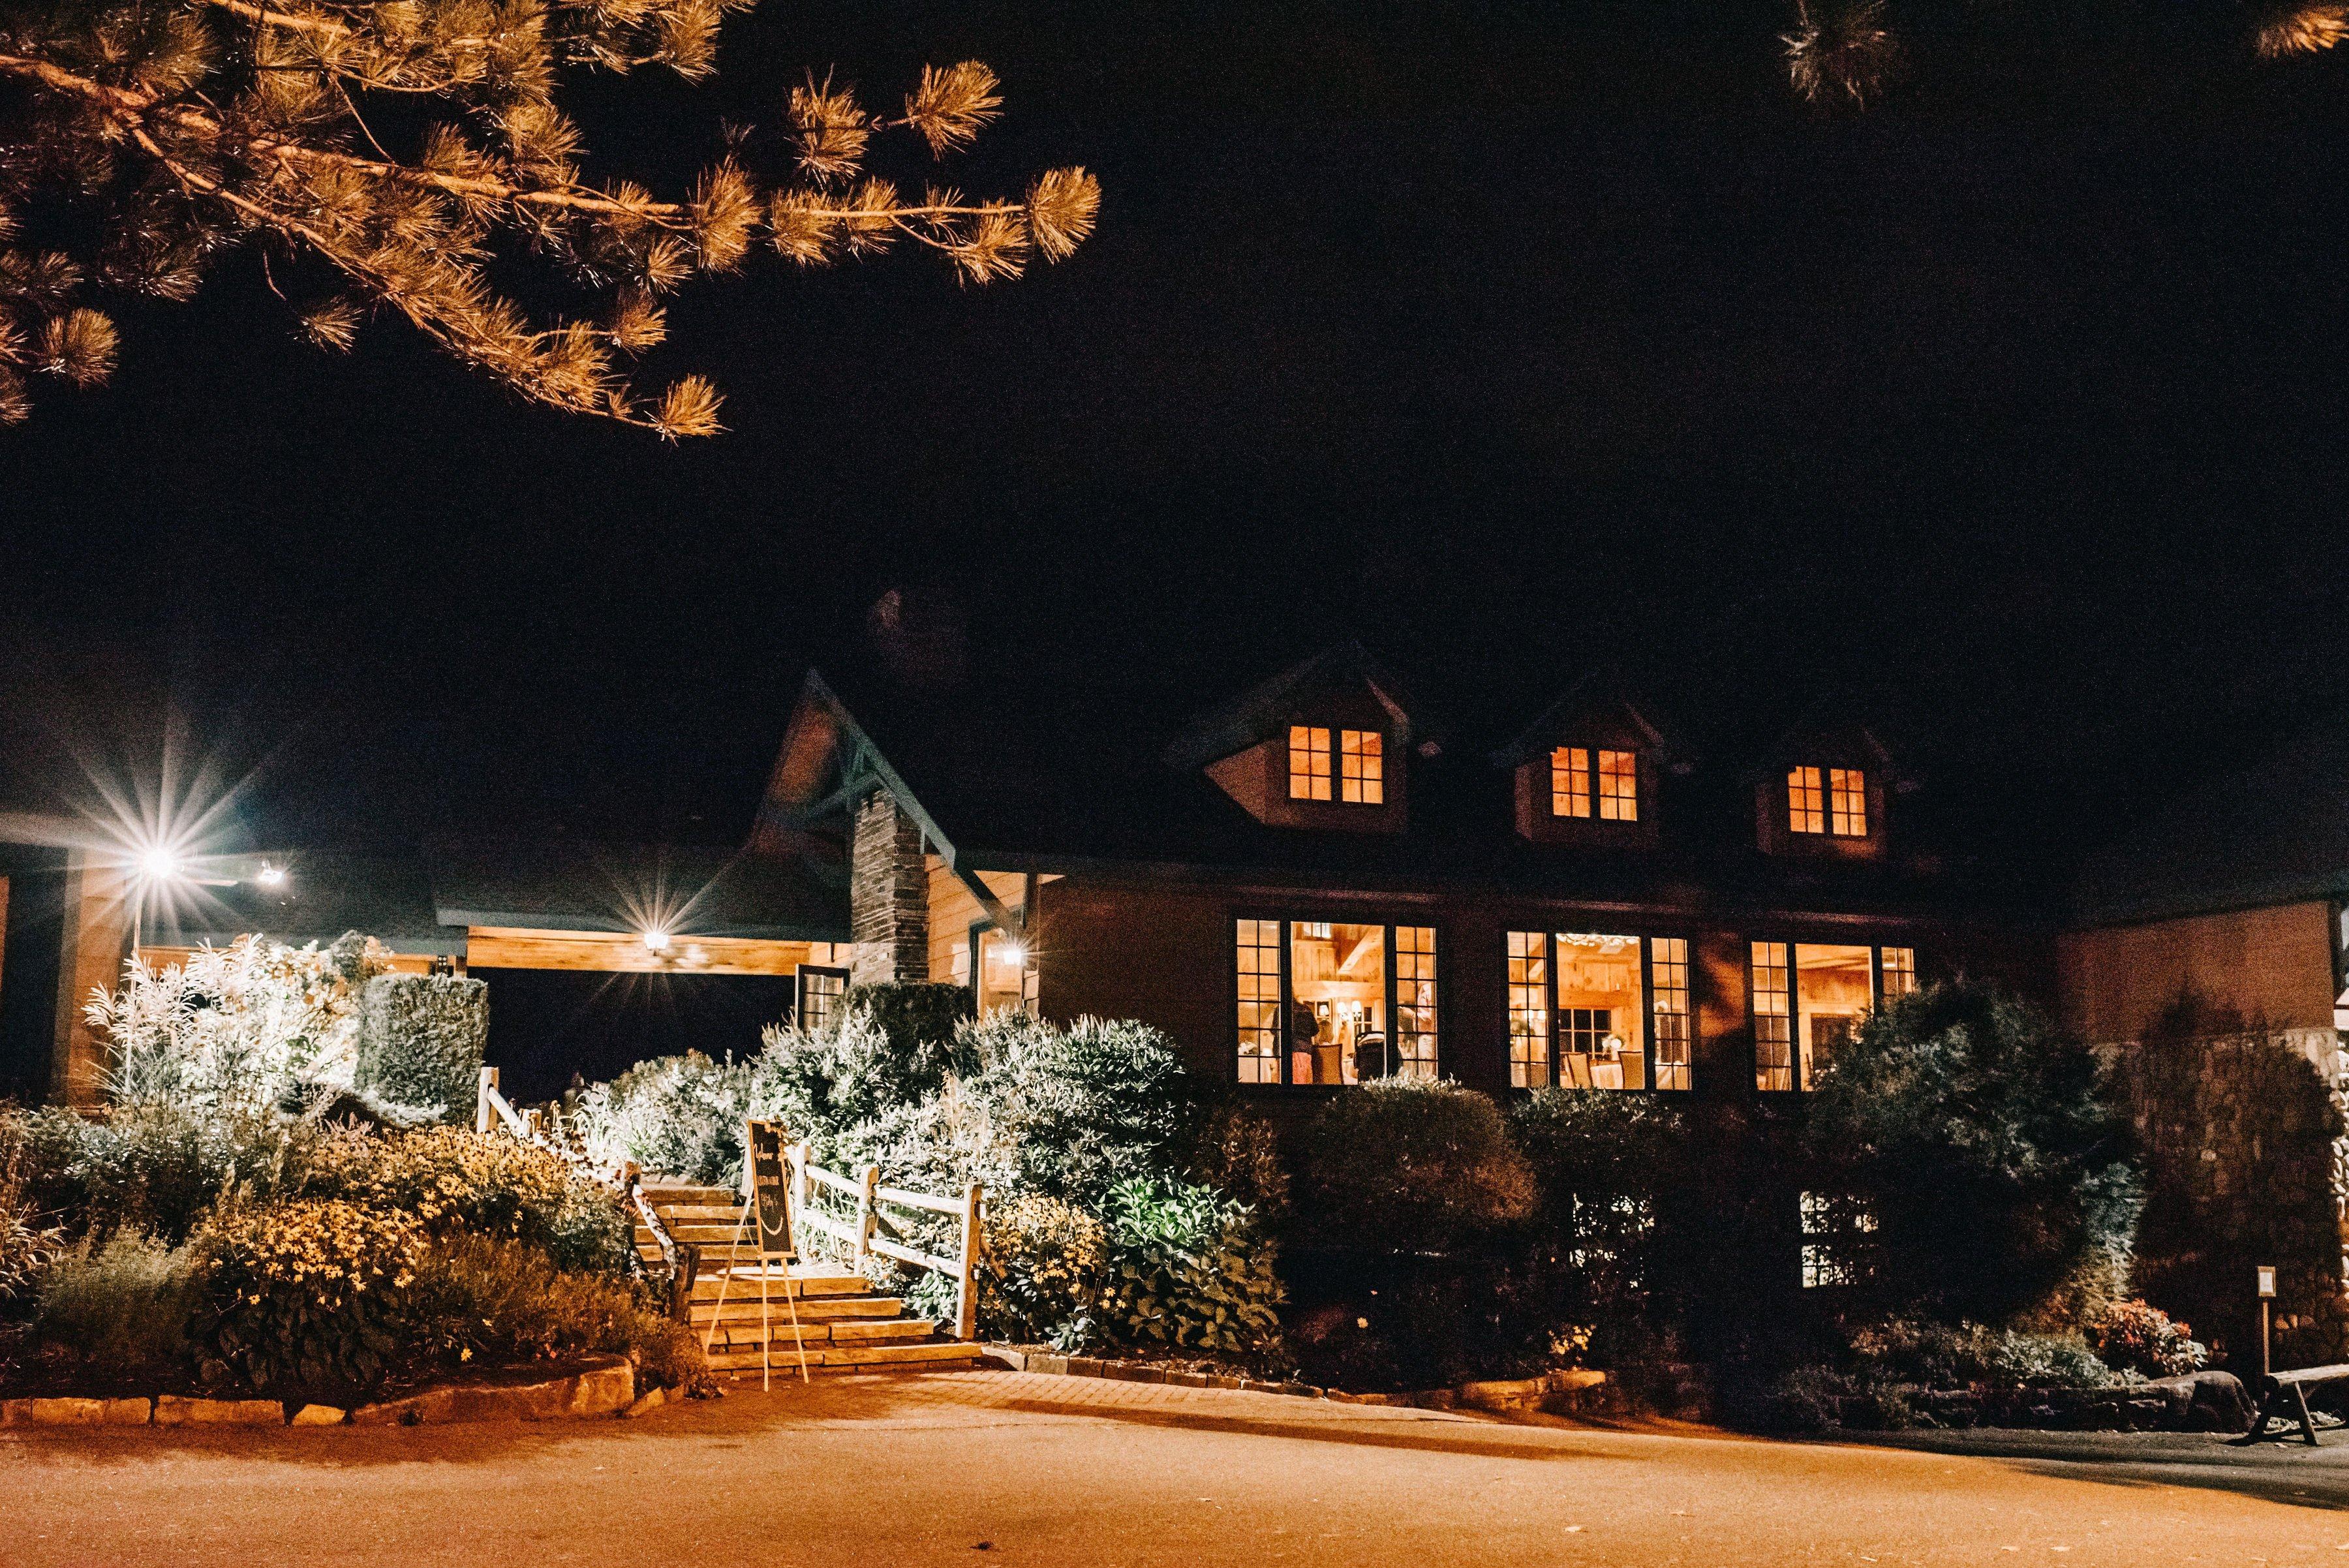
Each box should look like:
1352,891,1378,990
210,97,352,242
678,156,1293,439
308,1126,634,1276
87,936,391,1112
979,1192,1110,1349
2086,1298,2207,1377
402,1234,707,1393
191,1199,425,1394
13,1100,322,1245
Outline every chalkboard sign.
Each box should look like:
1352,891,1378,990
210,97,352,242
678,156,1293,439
745,1119,794,1261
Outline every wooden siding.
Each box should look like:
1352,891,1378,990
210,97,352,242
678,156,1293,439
465,928,841,976
2057,900,2336,1045
925,861,1030,985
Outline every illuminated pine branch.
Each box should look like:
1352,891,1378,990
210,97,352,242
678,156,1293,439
2255,3,2349,57
1783,0,1901,112
0,3,1099,435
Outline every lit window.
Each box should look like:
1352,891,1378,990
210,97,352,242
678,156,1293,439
1340,729,1384,804
795,964,849,1033
1597,750,1638,821
1288,726,1332,801
1650,936,1691,1092
1507,930,1550,1088
1235,919,1282,1083
1394,925,1437,1080
1829,768,1867,837
1879,946,1916,1000
1787,767,1825,835
1801,1191,1879,1289
1752,941,1792,1091
1550,747,1591,818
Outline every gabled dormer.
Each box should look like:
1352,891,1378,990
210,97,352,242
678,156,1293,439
1753,719,1912,861
1490,669,1691,848
1165,643,1420,835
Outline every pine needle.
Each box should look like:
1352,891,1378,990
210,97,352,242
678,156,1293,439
1026,166,1100,262
1783,0,1900,110
36,308,117,386
605,288,666,352
652,373,724,438
0,365,28,426
2257,4,2349,57
298,299,363,352
690,159,758,271
790,75,870,183
902,61,1001,157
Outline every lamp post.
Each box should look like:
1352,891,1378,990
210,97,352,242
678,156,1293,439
2258,1264,2277,1378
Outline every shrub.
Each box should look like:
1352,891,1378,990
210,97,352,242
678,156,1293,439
1805,981,2140,1323
1984,1329,2112,1388
20,1101,322,1245
354,973,489,1123
2085,1299,2206,1378
834,983,975,1062
31,1230,200,1372
0,1113,59,1306
403,1233,707,1392
1191,1102,1289,1225
957,1013,1201,1209
87,936,384,1111
309,1126,634,1276
573,1051,754,1187
979,1191,1110,1349
1510,1088,1689,1305
1300,1077,1535,1253
191,1199,425,1395
750,1002,973,1169
1099,1176,1283,1356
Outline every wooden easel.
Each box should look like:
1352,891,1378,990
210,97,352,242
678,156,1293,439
699,1120,810,1389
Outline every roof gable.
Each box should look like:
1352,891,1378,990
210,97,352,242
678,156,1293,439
1163,641,1425,771
1488,667,1695,771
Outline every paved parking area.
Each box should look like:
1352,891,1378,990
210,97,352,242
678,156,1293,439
7,1369,2349,1565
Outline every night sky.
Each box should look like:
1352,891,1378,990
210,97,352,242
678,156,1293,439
6,1,2349,891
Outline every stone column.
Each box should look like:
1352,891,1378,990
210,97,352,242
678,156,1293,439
850,788,929,985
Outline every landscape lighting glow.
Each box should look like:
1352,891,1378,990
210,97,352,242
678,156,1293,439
641,928,673,954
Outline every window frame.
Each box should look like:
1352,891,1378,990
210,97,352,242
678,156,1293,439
1503,930,1691,1092
1550,745,1640,823
1232,914,1439,1085
1788,763,1870,839
1748,937,1920,1091
793,963,851,1033
1289,725,1388,807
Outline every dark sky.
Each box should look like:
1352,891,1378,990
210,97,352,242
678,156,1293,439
5,1,2349,886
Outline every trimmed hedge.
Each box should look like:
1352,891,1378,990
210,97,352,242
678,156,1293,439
355,974,489,1124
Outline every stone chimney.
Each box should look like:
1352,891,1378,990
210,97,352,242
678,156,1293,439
850,788,929,985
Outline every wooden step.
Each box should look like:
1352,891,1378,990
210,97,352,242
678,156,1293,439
699,1317,935,1350
685,1269,872,1300
643,1204,743,1223
703,1340,981,1374
640,1183,734,1203
690,1295,904,1325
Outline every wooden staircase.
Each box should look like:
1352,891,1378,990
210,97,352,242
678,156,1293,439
637,1183,983,1376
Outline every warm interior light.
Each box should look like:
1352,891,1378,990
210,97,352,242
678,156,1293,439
641,928,673,954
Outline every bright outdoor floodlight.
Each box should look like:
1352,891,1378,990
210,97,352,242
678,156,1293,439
138,845,185,882
641,928,673,955
255,861,287,887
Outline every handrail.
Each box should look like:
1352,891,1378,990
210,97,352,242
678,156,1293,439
787,1141,985,1342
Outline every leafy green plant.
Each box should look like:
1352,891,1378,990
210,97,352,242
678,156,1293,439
31,1229,199,1372
0,1113,59,1306
354,973,489,1123
1192,1101,1289,1225
1300,1077,1536,1253
18,1100,322,1245
402,1233,707,1393
190,1199,425,1396
979,1191,1110,1349
1099,1176,1282,1355
1805,982,2141,1323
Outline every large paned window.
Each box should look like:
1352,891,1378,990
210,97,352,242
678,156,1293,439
968,925,1035,1019
1879,945,1916,1000
1235,920,1283,1083
1507,930,1550,1087
1787,767,1826,835
1800,1191,1879,1289
1234,918,1437,1084
1551,746,1638,821
1288,726,1332,801
1394,925,1439,1079
1753,942,1915,1089
1289,726,1384,805
1751,941,1794,1091
1829,768,1867,837
795,964,849,1033
1650,936,1692,1091
1505,933,1689,1091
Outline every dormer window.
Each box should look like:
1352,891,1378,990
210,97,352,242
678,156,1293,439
1788,766,1867,837
1291,725,1383,804
1550,746,1638,821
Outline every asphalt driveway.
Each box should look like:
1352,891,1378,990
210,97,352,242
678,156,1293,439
7,1370,2349,1565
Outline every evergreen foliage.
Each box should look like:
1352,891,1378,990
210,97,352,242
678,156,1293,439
1804,981,2140,1323
1299,1077,1536,1254
354,972,488,1122
0,0,1098,430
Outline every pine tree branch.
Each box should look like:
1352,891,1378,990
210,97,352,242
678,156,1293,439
193,0,351,40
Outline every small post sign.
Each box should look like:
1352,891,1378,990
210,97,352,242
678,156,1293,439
746,1119,795,1261
2258,1263,2277,1379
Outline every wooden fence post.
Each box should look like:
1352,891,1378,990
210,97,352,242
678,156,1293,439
791,1141,811,1220
475,1066,499,1135
854,1164,880,1267
957,1184,984,1345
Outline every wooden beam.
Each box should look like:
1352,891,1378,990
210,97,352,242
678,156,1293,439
464,927,818,976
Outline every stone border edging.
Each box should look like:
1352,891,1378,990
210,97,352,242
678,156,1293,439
0,1357,646,1429
979,1345,1608,1413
